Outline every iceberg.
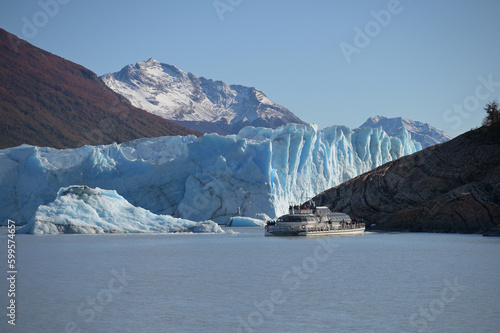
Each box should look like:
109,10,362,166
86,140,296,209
0,124,421,226
227,216,265,227
18,185,224,234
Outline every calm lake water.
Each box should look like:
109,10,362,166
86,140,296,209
1,228,499,332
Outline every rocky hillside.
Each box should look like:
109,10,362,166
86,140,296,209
101,58,305,135
0,29,199,149
312,126,500,235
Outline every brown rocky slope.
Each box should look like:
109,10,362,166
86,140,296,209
0,29,199,149
312,126,500,235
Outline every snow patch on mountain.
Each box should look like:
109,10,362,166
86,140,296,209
101,58,304,134
360,115,452,148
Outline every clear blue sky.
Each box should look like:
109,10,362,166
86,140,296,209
1,0,499,137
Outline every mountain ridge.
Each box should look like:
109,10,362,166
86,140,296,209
101,58,305,135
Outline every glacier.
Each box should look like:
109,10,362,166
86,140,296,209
0,124,421,226
18,185,225,234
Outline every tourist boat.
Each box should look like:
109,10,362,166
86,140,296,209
265,204,365,236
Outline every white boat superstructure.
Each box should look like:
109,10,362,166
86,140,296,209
265,204,365,237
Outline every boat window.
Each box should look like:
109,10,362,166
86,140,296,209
277,216,303,222
329,213,351,222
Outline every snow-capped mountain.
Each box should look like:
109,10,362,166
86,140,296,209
101,58,304,134
360,115,452,148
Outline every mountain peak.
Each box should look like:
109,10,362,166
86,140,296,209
145,57,159,63
101,59,305,135
134,57,159,68
364,115,386,125
360,116,452,148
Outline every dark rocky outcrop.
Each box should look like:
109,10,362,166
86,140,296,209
312,126,500,235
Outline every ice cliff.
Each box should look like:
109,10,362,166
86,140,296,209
0,124,421,225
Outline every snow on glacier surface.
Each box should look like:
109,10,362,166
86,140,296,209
18,185,224,234
0,124,421,225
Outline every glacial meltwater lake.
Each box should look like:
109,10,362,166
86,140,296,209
1,228,499,333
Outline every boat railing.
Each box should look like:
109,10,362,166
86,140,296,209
306,222,365,232
343,222,365,229
288,207,315,214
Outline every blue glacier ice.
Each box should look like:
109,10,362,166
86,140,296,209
0,124,421,226
17,185,224,234
227,216,265,227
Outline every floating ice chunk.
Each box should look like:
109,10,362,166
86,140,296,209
17,185,225,235
227,216,265,227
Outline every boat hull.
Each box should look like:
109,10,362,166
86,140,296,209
265,227,365,237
